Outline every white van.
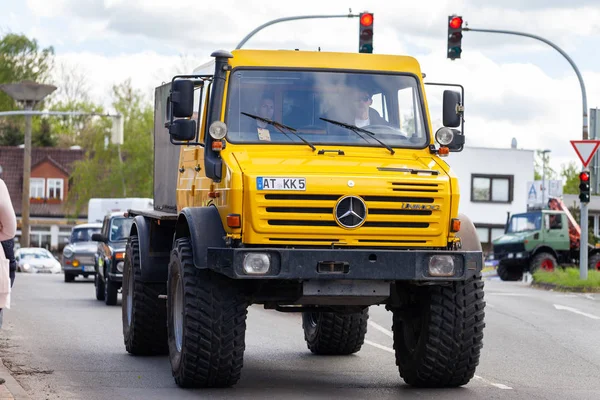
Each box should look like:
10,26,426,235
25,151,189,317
88,198,153,223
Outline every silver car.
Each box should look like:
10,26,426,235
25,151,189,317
62,223,102,282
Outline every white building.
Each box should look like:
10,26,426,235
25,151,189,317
447,146,535,253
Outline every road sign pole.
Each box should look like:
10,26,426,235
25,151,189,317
464,26,589,279
581,204,589,280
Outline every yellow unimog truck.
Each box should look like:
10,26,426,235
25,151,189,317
121,49,485,389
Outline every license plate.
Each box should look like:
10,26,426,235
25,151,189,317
84,266,95,272
257,177,306,191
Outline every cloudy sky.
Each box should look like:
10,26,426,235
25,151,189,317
2,0,600,177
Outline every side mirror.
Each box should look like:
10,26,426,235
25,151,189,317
170,80,195,118
169,119,197,141
91,233,106,243
442,90,462,128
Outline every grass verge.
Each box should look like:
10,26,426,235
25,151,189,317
533,268,600,290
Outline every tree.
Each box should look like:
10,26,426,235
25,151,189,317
534,150,556,181
33,118,56,147
66,80,153,216
0,33,55,145
0,33,55,111
561,161,579,195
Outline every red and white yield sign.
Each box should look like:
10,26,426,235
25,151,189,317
571,140,600,168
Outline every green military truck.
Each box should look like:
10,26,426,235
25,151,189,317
492,197,600,281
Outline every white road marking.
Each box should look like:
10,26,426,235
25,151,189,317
474,375,513,390
364,335,513,390
486,293,532,297
364,340,395,354
584,294,596,300
486,303,496,308
368,321,394,338
553,304,600,320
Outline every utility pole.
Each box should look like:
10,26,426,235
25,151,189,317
236,11,359,49
0,81,56,248
461,25,589,280
542,149,551,207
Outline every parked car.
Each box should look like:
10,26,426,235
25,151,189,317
15,247,62,274
62,223,102,282
92,212,133,305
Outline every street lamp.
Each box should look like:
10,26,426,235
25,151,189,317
0,80,57,248
541,149,551,207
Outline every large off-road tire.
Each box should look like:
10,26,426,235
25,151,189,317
167,237,248,388
122,235,168,355
588,253,600,271
497,263,523,281
104,272,118,306
302,309,369,355
392,275,486,387
530,252,557,273
64,273,75,283
95,272,105,301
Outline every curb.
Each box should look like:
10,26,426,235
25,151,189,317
531,281,600,293
0,358,30,400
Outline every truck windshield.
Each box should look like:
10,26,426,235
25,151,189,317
71,227,101,243
507,212,542,233
225,69,428,149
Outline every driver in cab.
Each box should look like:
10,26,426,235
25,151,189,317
350,86,387,128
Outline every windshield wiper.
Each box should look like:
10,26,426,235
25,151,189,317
320,117,395,155
241,112,316,151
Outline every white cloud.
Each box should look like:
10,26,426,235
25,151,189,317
11,0,600,176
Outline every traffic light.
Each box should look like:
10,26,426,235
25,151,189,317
579,171,591,203
447,15,463,60
359,12,374,53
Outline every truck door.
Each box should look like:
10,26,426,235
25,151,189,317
542,213,570,252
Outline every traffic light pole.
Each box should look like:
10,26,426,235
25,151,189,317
236,13,359,50
463,26,590,280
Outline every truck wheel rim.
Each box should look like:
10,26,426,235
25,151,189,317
307,312,320,328
127,267,133,326
541,259,554,272
595,261,600,271
174,274,184,353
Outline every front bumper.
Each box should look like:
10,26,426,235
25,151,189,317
208,248,482,281
63,266,96,274
494,251,530,267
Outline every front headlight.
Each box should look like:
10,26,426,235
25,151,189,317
116,261,124,273
22,263,31,272
435,127,454,146
209,121,227,139
63,247,73,258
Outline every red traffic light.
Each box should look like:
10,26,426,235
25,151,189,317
360,13,373,27
580,171,590,182
449,16,463,29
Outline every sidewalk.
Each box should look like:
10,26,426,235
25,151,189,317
0,358,30,400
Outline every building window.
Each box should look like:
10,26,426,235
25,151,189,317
30,178,45,198
47,178,64,200
475,224,507,254
471,174,513,203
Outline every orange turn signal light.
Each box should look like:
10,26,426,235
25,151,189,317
438,146,450,156
212,140,223,151
451,218,461,232
227,214,241,228
115,252,125,260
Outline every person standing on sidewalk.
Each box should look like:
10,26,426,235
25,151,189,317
0,178,16,386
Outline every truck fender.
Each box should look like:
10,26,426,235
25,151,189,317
531,245,558,260
175,206,226,269
131,216,171,283
456,213,482,252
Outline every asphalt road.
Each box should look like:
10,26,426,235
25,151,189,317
0,274,599,399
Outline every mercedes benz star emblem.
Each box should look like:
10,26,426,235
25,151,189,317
334,196,367,228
